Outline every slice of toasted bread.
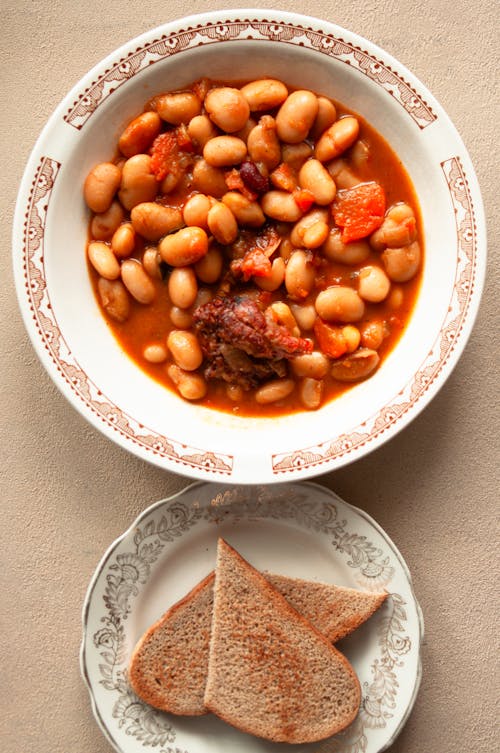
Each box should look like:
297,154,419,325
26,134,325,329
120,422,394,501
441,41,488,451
128,566,385,716
128,572,215,715
204,539,361,743
266,572,387,643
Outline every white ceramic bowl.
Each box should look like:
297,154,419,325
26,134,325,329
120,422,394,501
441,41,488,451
13,9,486,484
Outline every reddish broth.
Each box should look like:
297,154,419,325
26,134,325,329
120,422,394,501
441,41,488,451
86,79,423,417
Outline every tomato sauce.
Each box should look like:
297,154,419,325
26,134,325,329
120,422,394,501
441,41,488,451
86,80,423,417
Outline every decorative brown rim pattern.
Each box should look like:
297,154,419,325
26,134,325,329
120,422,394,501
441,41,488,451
22,156,233,476
272,156,476,473
19,11,482,480
63,19,435,131
22,152,475,478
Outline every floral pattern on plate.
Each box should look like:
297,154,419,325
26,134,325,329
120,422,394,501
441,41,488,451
81,482,423,753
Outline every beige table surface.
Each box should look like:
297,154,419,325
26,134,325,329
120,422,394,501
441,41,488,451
1,1,498,751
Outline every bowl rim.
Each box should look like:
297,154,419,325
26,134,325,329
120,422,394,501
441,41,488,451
12,8,487,483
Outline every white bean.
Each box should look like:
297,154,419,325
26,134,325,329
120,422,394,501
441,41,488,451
358,265,391,302
143,343,168,363
234,117,257,142
159,227,209,267
142,246,163,280
167,364,207,400
290,303,316,331
370,204,417,250
281,142,313,169
261,191,304,222
204,87,250,133
97,278,130,322
111,222,136,259
118,111,161,157
226,384,244,402
167,330,203,371
255,258,285,292
160,169,184,195
326,159,361,189
247,115,281,170
298,159,336,205
387,286,404,309
387,203,416,224
155,91,201,124
276,90,319,144
331,348,380,382
118,154,158,210
90,201,125,240
342,325,361,353
187,115,219,148
382,241,421,282
168,267,198,309
207,202,238,245
194,245,223,284
303,222,329,249
315,286,365,322
255,378,295,404
300,378,324,409
88,241,120,280
322,228,370,265
121,259,156,304
192,159,228,197
203,136,247,167
84,162,121,213
240,79,289,111
279,239,294,261
291,351,329,378
315,117,360,162
169,306,193,329
222,192,266,227
285,250,315,300
291,208,329,249
310,97,337,140
268,301,300,336
350,139,371,169
183,194,212,229
360,321,386,350
130,203,183,242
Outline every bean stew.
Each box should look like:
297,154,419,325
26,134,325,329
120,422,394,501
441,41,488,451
84,78,423,416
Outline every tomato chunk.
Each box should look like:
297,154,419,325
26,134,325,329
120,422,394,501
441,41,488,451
270,163,298,192
225,169,258,202
293,189,315,213
150,128,194,181
332,182,386,242
175,123,194,152
239,248,273,279
314,318,348,359
150,131,179,181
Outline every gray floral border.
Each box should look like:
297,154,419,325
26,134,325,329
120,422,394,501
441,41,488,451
84,484,418,752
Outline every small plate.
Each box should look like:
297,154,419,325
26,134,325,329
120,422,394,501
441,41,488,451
81,482,424,753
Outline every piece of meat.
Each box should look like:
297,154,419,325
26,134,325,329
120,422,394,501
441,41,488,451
229,226,282,281
204,343,288,387
193,295,312,388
